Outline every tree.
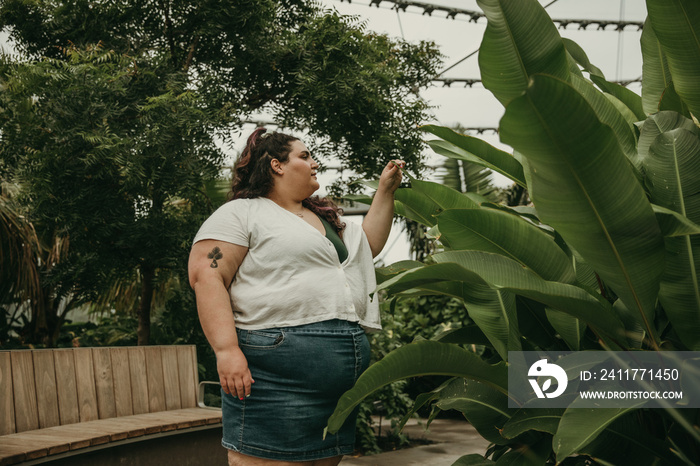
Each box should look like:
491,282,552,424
0,1,441,345
326,0,700,464
0,0,440,174
0,45,220,345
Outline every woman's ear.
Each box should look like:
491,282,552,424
270,158,283,175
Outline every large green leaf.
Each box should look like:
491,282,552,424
476,0,569,107
452,455,496,466
437,208,575,283
643,126,700,349
376,262,520,359
553,404,646,462
580,415,682,466
394,188,442,226
410,176,481,211
571,76,637,165
653,204,700,237
501,406,564,438
641,18,674,115
494,439,552,466
638,111,698,167
545,308,586,351
646,0,700,120
500,74,665,347
516,297,565,351
562,37,604,78
324,340,508,435
431,250,627,345
422,125,526,187
591,78,645,122
435,378,513,445
564,37,646,122
393,176,481,230
434,324,492,347
658,82,691,118
375,260,423,284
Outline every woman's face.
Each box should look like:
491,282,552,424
278,140,319,196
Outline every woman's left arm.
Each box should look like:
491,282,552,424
362,160,404,257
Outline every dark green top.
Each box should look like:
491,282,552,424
320,217,348,263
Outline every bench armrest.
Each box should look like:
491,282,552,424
197,381,222,409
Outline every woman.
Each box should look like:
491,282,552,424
188,128,403,466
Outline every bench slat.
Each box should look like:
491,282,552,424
33,350,60,428
10,352,39,433
110,347,133,417
144,347,166,413
0,352,15,435
0,437,49,461
161,346,182,411
53,349,80,425
128,347,149,415
93,347,116,419
0,444,25,466
74,348,98,422
177,346,197,408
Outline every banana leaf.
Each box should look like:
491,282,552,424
435,378,514,445
653,204,700,237
410,175,481,210
643,126,700,349
646,0,700,120
545,308,586,351
553,403,646,462
431,250,627,345
640,18,674,116
501,406,564,438
324,340,509,435
580,415,682,466
422,125,526,187
376,262,520,359
638,111,698,167
452,455,496,466
437,208,575,283
476,0,569,107
500,74,665,347
493,438,552,465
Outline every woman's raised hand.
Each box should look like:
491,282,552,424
377,159,405,194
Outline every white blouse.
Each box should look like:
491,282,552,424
192,197,381,332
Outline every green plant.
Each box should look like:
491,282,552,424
354,296,464,455
326,0,700,464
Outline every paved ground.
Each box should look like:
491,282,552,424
340,418,490,466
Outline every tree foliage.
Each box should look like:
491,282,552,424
0,0,441,345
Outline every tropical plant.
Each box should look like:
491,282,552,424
327,0,700,464
0,181,81,347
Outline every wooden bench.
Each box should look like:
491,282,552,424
0,345,222,465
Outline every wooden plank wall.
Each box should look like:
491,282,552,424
1,345,200,435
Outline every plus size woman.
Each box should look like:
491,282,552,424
188,128,403,466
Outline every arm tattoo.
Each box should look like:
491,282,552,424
207,247,223,268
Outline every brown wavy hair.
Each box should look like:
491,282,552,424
229,128,346,235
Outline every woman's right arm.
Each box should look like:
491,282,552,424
188,239,252,400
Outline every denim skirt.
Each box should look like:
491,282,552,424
221,319,371,461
